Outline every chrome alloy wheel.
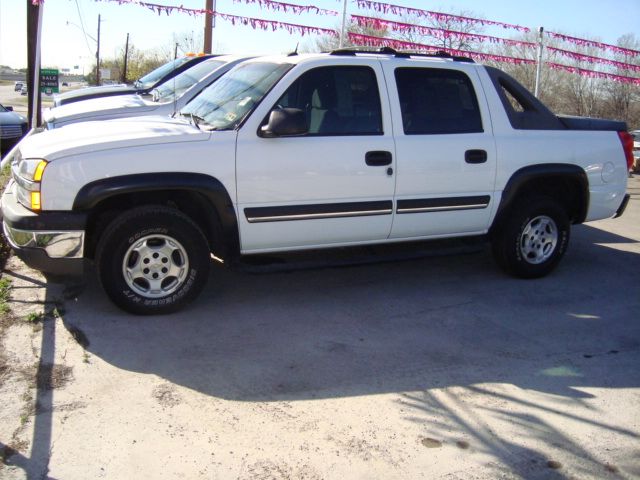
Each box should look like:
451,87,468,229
122,234,189,298
519,215,558,264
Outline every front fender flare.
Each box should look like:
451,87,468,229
73,172,239,258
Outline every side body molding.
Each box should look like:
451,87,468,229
496,163,589,225
73,172,239,257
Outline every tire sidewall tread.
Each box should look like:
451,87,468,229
492,196,570,279
95,206,210,315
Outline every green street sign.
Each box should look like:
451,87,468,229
40,68,59,94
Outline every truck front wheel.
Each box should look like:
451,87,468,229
491,196,570,278
95,206,210,315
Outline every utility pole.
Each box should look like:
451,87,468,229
534,26,544,98
339,0,348,48
203,0,213,54
174,42,179,60
122,32,129,83
96,14,101,86
26,0,42,128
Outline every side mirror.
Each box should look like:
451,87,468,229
5,106,13,112
260,107,307,138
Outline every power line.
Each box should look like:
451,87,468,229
74,0,93,54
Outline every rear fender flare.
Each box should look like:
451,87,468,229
494,164,589,227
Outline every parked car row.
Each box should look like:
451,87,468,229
0,55,238,157
44,55,251,129
52,53,217,107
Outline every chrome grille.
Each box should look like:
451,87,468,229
0,125,23,139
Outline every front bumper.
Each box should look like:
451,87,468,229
1,180,87,276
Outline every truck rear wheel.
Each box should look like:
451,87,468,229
491,196,570,278
95,206,210,315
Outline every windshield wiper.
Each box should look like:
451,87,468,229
180,112,205,130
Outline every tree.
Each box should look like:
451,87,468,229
173,30,205,56
602,34,640,128
85,43,170,85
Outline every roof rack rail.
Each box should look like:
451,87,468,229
328,46,474,63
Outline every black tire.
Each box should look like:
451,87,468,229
95,206,210,315
491,196,570,279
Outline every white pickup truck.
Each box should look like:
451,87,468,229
1,49,632,314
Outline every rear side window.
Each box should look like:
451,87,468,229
275,66,383,136
395,68,483,135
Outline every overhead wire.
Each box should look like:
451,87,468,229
74,0,94,55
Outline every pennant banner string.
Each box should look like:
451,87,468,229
347,32,640,85
353,1,640,58
91,0,338,17
29,0,640,79
350,15,640,73
546,46,640,72
88,0,337,36
231,0,338,16
353,0,530,32
546,62,640,84
547,31,640,58
351,15,535,48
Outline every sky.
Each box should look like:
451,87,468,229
0,0,639,72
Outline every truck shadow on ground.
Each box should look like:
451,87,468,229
61,224,640,403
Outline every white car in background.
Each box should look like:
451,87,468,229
42,55,252,129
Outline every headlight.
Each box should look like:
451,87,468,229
17,158,48,181
12,156,48,211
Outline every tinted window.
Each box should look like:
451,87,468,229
395,68,482,135
276,66,382,136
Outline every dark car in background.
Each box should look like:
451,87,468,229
53,54,217,107
0,104,28,158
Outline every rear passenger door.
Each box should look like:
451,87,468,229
382,63,497,239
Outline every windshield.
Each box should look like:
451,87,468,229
179,62,292,131
152,59,225,103
135,57,194,90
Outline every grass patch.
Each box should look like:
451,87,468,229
1,163,11,272
0,278,11,315
25,312,44,324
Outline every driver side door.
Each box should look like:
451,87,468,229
235,62,396,253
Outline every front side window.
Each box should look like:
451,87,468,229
395,68,483,135
274,66,383,136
